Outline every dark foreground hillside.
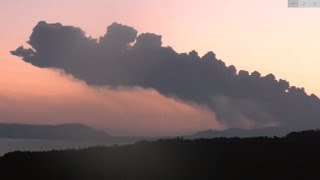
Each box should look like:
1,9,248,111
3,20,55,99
1,130,320,180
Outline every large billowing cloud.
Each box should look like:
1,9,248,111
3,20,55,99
11,21,320,130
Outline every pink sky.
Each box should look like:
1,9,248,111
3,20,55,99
0,57,223,136
0,0,320,135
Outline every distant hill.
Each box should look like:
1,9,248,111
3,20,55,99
0,123,299,141
0,123,110,141
0,123,153,143
186,127,292,139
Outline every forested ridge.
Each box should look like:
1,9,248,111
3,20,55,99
1,130,320,180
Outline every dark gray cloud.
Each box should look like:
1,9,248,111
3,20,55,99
11,21,320,130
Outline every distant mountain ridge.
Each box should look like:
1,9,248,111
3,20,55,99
0,123,302,141
0,123,110,141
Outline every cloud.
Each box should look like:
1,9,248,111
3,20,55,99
11,21,320,130
211,95,279,129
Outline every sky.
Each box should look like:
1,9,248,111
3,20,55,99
1,0,320,135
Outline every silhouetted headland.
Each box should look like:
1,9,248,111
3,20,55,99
0,123,109,141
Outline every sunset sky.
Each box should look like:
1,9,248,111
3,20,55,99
1,0,320,135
